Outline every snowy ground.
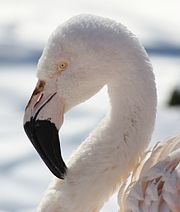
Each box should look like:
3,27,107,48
0,0,180,211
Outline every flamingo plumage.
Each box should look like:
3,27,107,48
23,14,180,212
119,136,180,212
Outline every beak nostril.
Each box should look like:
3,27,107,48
25,80,45,111
33,92,57,121
34,93,44,108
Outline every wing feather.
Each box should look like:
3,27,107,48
118,136,180,212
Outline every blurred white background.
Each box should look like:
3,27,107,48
0,0,180,211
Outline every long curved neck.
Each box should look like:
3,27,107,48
38,58,156,212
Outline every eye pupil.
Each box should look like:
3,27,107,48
56,62,68,72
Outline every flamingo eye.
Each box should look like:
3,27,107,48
56,62,68,72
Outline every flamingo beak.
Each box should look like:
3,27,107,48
23,80,67,179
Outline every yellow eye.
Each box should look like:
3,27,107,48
56,62,68,72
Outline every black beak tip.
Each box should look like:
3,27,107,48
23,119,67,179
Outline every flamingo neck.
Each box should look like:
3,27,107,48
38,59,156,212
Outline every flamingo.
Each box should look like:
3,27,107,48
119,137,180,211
23,14,180,211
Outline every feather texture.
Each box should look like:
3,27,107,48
118,136,180,212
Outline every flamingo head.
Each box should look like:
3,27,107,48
23,15,122,179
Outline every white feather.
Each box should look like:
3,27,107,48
28,14,180,212
119,137,180,212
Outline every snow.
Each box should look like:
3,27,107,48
0,0,180,211
0,0,180,45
